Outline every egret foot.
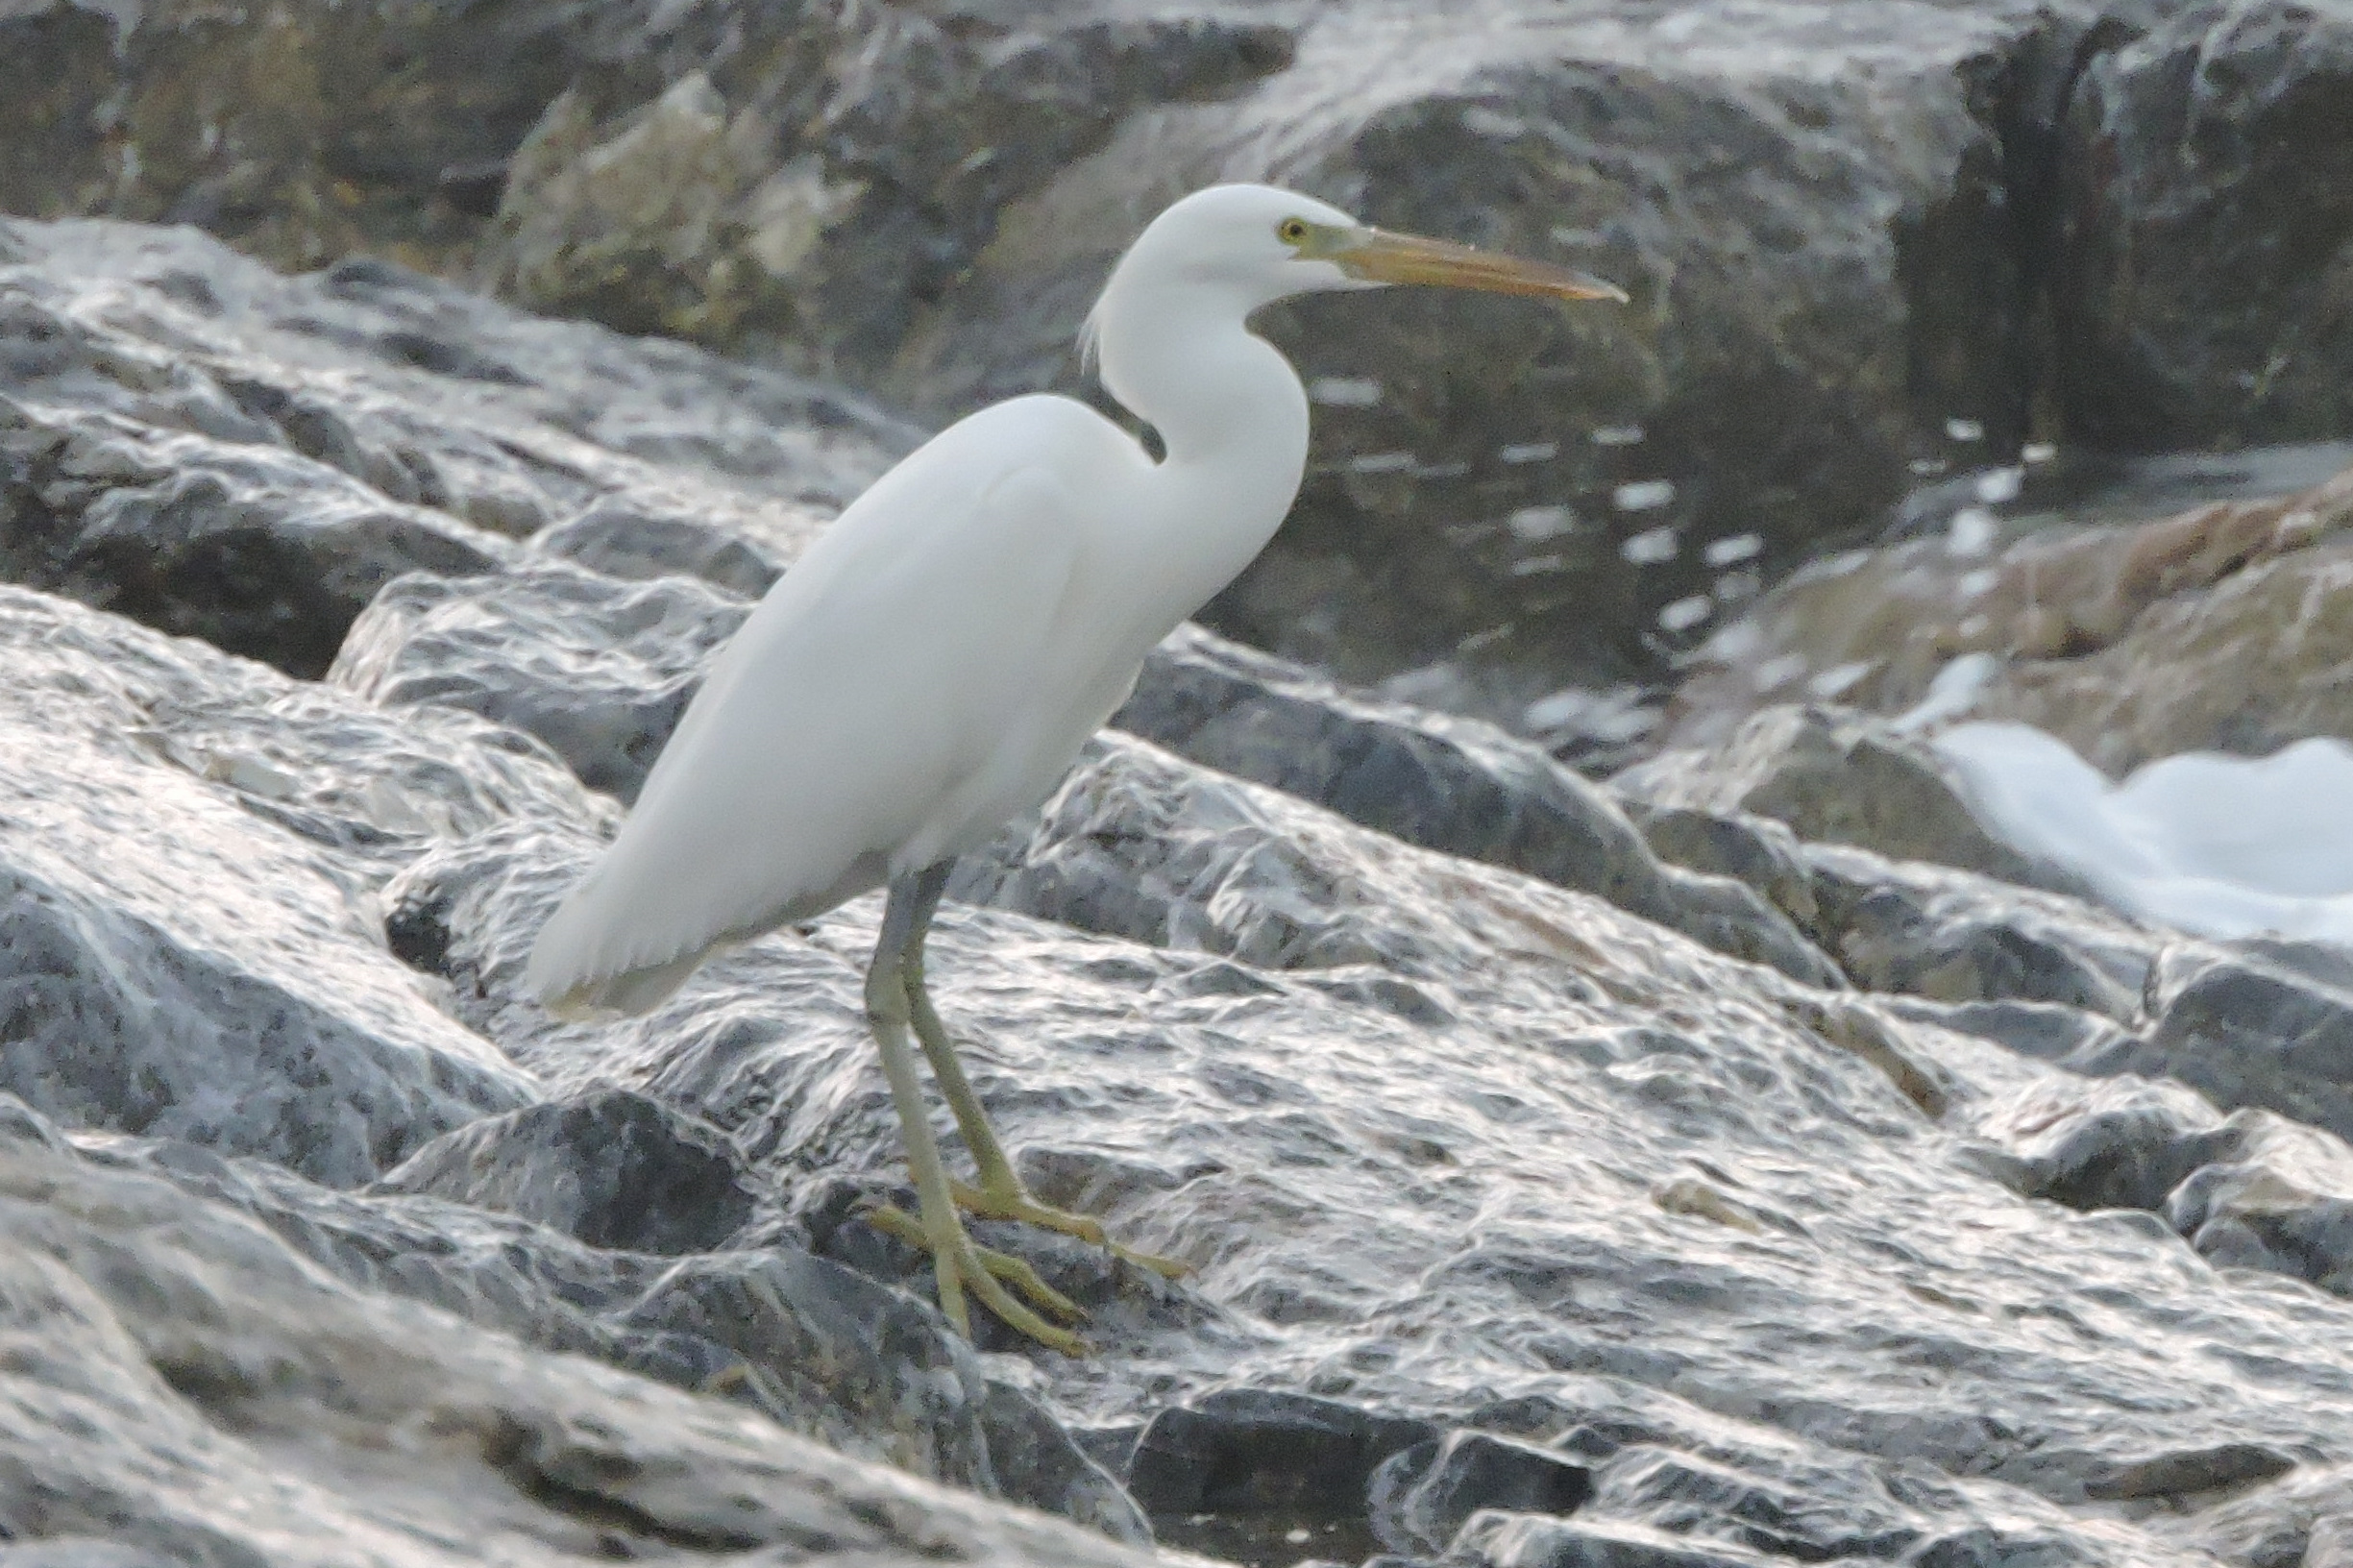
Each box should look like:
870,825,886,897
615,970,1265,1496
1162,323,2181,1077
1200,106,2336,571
949,1177,1192,1280
864,1202,1089,1356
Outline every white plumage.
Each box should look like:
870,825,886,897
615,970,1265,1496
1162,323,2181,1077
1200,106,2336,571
526,400,1149,1014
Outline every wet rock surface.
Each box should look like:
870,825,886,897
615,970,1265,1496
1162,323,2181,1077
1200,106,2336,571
1613,704,2089,895
1370,1431,1595,1558
0,1096,1156,1564
0,214,912,677
370,1086,760,1254
333,562,749,803
16,211,2353,1568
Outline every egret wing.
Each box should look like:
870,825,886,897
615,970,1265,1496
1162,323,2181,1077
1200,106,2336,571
527,408,1105,1013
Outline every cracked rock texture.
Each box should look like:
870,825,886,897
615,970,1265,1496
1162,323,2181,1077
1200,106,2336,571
13,210,2353,1568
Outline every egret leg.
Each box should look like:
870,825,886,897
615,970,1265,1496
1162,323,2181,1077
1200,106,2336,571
896,862,1189,1281
865,875,1085,1354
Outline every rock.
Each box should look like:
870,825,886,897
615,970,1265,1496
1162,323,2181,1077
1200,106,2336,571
1659,465,2353,776
1122,625,1838,986
2125,946,2353,1147
1975,1070,2353,1303
1125,1389,1437,1557
1447,1512,1775,1568
2053,1,2353,452
374,716,2353,1563
1623,804,1823,938
611,1251,1143,1535
489,21,1296,364
0,1099,1159,1564
332,564,748,802
64,1103,1144,1535
1882,932,2353,1167
0,334,508,680
370,1088,758,1254
2177,1462,2353,1568
1881,994,2133,1067
2079,1442,2296,1502
1798,844,2154,1019
1590,1446,1924,1561
1986,1075,2239,1213
2165,1129,2353,1294
1620,748,2220,1025
1612,704,2087,894
534,496,782,598
870,0,2136,699
1369,1431,1595,1556
1645,825,2159,1022
0,216,910,677
0,583,596,1186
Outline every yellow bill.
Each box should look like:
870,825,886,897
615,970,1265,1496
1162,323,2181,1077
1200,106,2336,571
1336,228,1628,303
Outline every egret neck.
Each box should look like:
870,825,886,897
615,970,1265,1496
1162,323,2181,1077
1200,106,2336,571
1093,279,1311,625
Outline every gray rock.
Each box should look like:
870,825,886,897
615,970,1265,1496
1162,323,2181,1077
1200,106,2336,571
1129,1385,1437,1508
1880,994,2133,1067
2126,946,2353,1145
0,1099,1158,1564
1612,704,2087,895
0,1546,182,1568
17,208,2353,1568
0,217,911,676
1591,1446,1924,1561
0,583,589,1186
55,1098,1143,1536
1446,1512,1775,1568
1648,808,2164,1024
371,720,2353,1565
332,564,748,802
2054,1,2353,452
1122,625,1838,986
1949,947,2353,1196
2177,1462,2353,1568
2164,1129,2353,1296
1799,844,2154,1020
1995,1075,2240,1214
533,497,782,598
2078,1442,2295,1502
1975,1072,2353,1304
0,373,506,680
370,1088,758,1254
1623,805,1822,939
1370,1431,1595,1557
857,0,2166,697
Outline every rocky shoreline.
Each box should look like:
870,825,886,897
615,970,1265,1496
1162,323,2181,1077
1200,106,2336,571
7,208,2353,1567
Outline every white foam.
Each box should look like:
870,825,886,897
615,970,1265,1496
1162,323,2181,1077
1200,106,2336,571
1934,722,2353,945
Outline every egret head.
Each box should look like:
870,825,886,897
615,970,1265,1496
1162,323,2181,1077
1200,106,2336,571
1094,183,1628,334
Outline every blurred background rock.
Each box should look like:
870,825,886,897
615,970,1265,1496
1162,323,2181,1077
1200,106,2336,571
11,0,2343,739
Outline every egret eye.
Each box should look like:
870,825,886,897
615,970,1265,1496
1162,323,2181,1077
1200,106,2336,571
1277,217,1311,246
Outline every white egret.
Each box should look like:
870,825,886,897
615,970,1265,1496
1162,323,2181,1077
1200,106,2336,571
526,184,1626,1351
